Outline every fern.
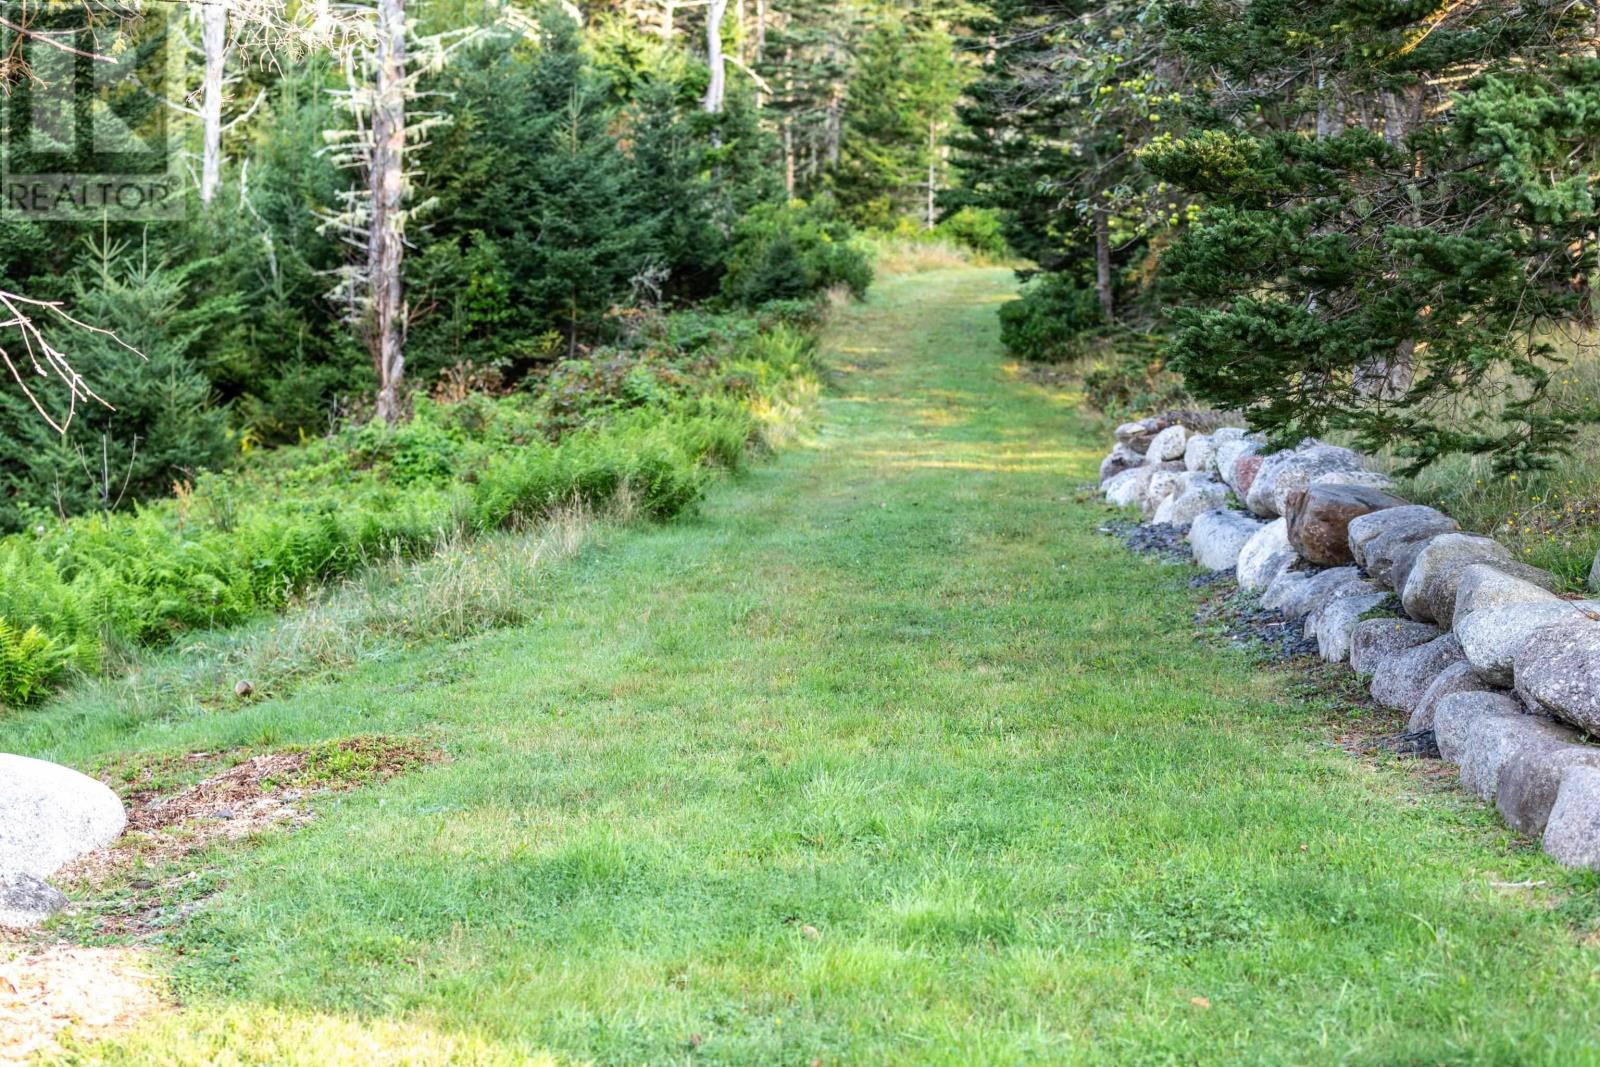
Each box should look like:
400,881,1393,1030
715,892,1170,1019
0,617,71,707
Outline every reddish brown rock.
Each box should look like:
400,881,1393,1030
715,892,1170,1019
1231,453,1264,496
1284,482,1410,566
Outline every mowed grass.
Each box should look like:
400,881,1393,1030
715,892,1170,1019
9,268,1600,1064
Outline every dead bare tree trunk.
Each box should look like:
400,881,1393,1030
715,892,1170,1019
782,43,795,195
703,0,728,116
1094,203,1114,321
925,119,938,230
369,0,407,423
199,3,227,205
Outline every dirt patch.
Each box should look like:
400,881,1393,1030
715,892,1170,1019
61,737,440,934
0,946,161,1065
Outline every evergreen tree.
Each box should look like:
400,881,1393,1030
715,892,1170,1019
0,244,232,531
414,14,649,366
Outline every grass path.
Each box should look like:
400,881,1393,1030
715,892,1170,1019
15,268,1600,1064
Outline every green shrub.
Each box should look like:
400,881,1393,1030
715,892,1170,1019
934,207,1009,259
722,201,875,307
997,272,1106,362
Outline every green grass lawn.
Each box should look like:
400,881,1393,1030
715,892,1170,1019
9,268,1600,1064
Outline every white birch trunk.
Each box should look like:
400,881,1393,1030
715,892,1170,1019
370,0,407,423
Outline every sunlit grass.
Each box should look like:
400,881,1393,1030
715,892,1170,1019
11,268,1600,1065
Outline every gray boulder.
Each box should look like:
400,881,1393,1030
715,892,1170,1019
1348,506,1460,585
1183,434,1215,473
1590,545,1600,594
1458,601,1600,687
1497,742,1600,836
1144,424,1189,464
1451,564,1561,630
1114,418,1158,453
0,872,67,929
0,753,126,880
1457,710,1578,802
1544,767,1600,869
1099,444,1144,485
1371,634,1465,713
1106,463,1180,508
1189,509,1264,572
1213,433,1264,492
1245,441,1366,518
1141,468,1190,517
1311,470,1396,493
1263,566,1360,621
1236,518,1296,592
1399,533,1517,624
1433,690,1523,764
1349,619,1441,678
1408,661,1491,733
1514,620,1600,733
1153,478,1231,528
1312,584,1392,663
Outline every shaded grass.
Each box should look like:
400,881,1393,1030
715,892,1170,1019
8,269,1600,1064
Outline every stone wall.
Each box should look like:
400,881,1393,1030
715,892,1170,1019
1101,414,1600,870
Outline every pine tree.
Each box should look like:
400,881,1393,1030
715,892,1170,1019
0,242,232,531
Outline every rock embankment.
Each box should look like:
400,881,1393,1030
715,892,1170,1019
1099,413,1600,870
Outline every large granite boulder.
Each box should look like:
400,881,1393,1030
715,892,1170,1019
1349,619,1441,678
1144,424,1189,464
1310,470,1396,493
1311,582,1392,663
1189,509,1266,572
1458,601,1600,687
1543,767,1600,870
1371,634,1465,713
1105,463,1181,509
1347,506,1460,586
1142,468,1188,518
0,754,126,881
1451,564,1561,630
1183,434,1215,473
1230,454,1265,498
1408,661,1490,733
1498,743,1600,836
1284,483,1410,567
1099,444,1144,485
1399,533,1518,624
1433,690,1523,765
1514,620,1600,733
1245,441,1366,518
1236,518,1296,592
1263,566,1360,621
1457,711,1579,803
1114,418,1159,454
1213,433,1264,492
1153,478,1231,528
